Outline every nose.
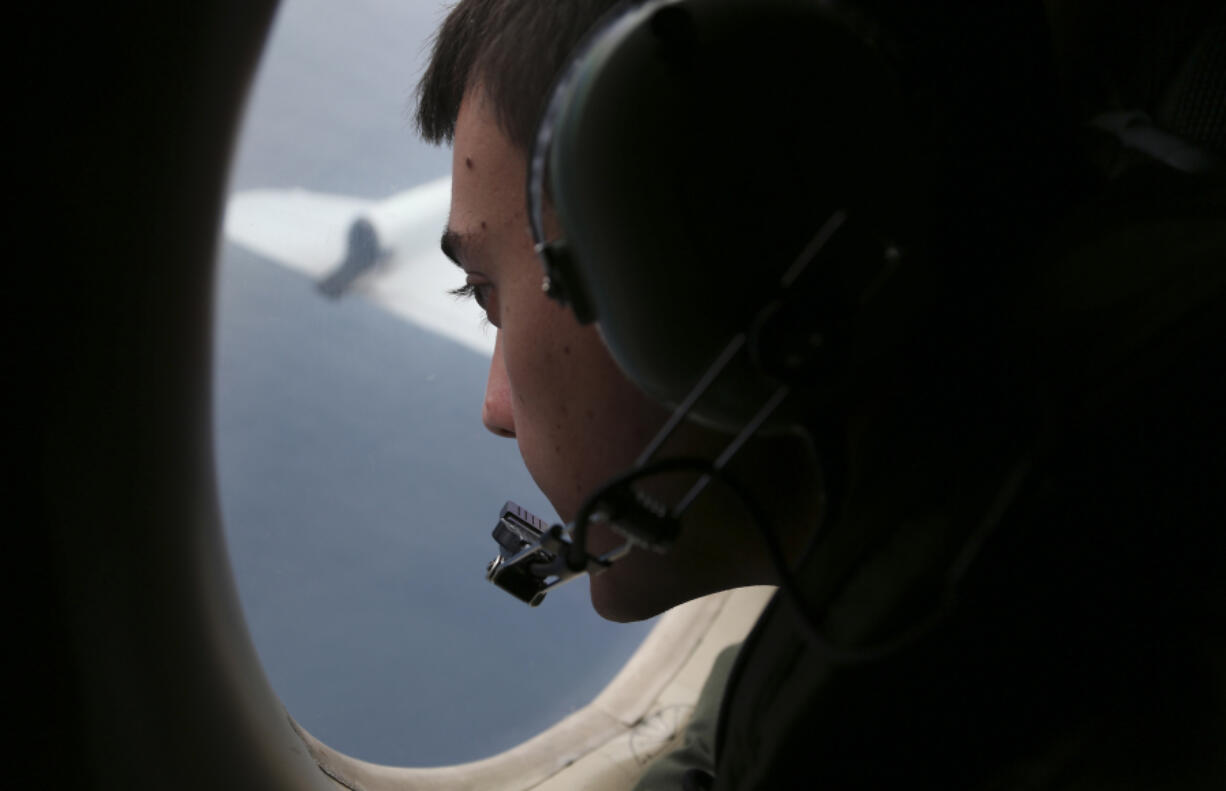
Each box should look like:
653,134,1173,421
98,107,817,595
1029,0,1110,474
482,332,516,438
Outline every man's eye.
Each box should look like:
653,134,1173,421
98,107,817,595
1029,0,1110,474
449,282,498,328
449,282,489,310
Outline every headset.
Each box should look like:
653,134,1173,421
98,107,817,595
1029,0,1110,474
485,0,1071,658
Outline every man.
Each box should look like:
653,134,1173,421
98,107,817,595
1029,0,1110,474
417,0,1225,788
419,0,821,623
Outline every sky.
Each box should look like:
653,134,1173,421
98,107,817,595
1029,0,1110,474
214,0,656,767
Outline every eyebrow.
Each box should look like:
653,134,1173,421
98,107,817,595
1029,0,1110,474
440,228,467,266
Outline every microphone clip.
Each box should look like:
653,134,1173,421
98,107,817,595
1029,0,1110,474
485,501,622,606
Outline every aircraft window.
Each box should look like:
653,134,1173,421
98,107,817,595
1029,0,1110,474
214,0,655,766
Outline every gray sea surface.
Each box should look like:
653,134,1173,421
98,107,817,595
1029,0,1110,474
214,0,654,767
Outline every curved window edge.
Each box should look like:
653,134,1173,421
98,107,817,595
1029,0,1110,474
291,586,775,790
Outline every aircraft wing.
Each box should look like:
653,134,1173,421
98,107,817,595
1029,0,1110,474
223,177,496,357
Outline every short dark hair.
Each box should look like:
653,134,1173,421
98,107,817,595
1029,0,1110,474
415,0,622,153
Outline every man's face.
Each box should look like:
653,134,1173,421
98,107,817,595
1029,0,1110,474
445,89,681,619
444,88,814,620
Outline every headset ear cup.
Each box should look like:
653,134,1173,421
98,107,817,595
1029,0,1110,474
536,0,913,432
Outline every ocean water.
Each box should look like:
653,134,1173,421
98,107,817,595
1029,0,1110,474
214,0,654,767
